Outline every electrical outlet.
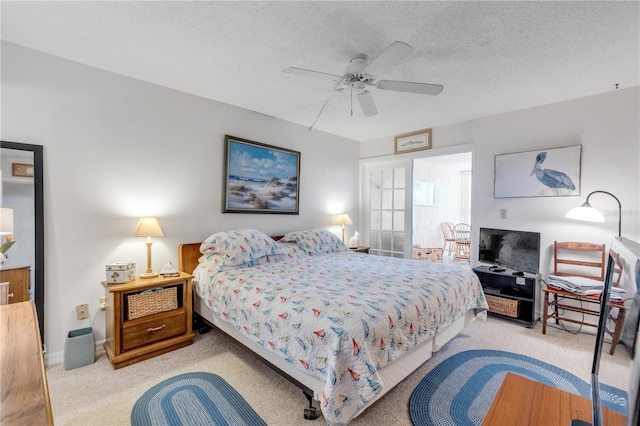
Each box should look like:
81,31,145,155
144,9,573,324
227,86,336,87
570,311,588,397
500,208,508,219
76,303,89,320
99,296,106,310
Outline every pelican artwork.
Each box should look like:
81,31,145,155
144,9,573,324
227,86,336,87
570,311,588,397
530,152,576,191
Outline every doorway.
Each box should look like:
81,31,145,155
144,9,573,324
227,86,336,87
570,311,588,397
412,152,472,262
360,147,472,260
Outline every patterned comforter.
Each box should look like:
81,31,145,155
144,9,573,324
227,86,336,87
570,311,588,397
193,248,488,425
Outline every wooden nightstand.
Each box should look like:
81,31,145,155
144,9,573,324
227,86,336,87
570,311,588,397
0,265,31,303
102,272,195,369
350,246,370,254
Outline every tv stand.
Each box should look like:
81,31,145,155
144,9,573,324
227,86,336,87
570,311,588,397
473,265,540,328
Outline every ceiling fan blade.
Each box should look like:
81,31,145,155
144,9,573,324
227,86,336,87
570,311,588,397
363,41,413,76
357,90,378,117
310,89,343,130
282,67,343,81
377,80,444,96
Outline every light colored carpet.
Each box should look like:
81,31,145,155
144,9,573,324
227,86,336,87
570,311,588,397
46,317,633,425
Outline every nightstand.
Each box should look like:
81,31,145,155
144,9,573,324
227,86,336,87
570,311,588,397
102,272,195,369
350,246,370,254
0,265,31,303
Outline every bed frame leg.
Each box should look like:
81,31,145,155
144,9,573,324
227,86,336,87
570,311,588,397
303,391,318,420
193,313,211,334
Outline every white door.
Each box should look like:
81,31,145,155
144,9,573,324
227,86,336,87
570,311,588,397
361,160,412,258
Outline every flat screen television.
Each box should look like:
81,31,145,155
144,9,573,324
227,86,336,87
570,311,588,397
478,227,541,274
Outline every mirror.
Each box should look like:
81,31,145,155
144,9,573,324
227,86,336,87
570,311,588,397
1,140,44,341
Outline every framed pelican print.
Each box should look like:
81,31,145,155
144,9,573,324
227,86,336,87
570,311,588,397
494,145,581,198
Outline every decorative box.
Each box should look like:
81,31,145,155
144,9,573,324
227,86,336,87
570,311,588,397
412,247,443,263
105,261,136,283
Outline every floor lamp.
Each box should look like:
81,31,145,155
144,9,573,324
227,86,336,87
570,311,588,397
565,190,622,237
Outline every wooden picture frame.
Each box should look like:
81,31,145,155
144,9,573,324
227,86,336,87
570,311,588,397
12,163,34,177
394,128,432,154
223,135,300,214
494,145,581,198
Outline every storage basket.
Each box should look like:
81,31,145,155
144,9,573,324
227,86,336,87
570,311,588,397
485,294,520,318
127,287,178,320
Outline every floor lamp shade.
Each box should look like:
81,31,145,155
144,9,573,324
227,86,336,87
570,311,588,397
135,218,165,278
565,190,621,237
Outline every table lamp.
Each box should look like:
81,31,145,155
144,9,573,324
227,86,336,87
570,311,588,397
334,213,353,242
0,207,15,264
0,208,14,236
135,217,165,278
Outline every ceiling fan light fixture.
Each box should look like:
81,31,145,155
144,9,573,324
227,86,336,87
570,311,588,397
347,56,369,74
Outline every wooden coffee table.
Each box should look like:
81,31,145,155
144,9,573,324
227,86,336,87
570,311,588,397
482,372,626,426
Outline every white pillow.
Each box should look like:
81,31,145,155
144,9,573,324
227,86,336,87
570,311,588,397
281,229,348,255
200,229,284,266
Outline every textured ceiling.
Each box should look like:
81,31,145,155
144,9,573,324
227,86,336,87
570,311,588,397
1,1,638,142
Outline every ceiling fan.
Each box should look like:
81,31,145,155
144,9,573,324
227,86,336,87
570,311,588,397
282,41,443,128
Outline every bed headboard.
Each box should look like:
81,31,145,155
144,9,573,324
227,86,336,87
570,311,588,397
178,235,285,274
178,243,201,274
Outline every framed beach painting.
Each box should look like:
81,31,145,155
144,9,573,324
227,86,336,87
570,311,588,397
494,145,581,198
223,135,300,214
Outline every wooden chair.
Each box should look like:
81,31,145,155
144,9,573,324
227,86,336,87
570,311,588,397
440,222,456,256
605,249,627,355
541,241,627,355
452,223,471,261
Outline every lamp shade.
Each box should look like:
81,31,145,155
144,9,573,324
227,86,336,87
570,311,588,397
565,204,605,223
334,214,353,226
135,217,165,237
564,190,622,237
0,208,14,235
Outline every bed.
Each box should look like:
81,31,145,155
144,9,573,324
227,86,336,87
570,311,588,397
178,228,489,425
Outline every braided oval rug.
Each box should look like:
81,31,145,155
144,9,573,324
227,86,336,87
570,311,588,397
409,350,627,426
131,372,266,426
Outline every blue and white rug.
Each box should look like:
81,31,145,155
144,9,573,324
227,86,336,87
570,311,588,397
409,350,627,426
131,372,266,426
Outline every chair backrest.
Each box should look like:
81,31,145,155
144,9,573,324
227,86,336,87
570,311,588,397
452,223,471,241
609,248,623,288
440,222,454,239
553,241,606,280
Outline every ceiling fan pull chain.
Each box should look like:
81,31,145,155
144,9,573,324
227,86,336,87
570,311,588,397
350,85,354,117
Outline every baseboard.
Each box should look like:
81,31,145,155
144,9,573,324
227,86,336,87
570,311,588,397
44,339,105,367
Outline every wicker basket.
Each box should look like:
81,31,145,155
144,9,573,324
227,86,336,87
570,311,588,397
127,287,178,320
485,294,520,318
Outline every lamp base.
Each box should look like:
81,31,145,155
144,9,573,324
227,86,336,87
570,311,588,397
139,272,159,279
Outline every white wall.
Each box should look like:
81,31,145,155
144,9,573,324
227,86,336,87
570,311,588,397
1,42,360,361
3,40,639,361
363,88,639,342
471,88,639,273
362,86,640,284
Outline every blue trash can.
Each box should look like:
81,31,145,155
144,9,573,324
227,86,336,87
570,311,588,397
64,327,95,370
